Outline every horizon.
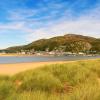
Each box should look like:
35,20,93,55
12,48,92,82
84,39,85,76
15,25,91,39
0,0,100,49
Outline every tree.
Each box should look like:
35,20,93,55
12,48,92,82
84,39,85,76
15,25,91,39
65,41,91,54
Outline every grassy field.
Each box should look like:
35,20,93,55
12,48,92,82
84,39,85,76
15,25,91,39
0,59,100,100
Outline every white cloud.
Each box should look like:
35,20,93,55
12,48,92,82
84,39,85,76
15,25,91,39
25,4,100,42
0,1,100,44
25,18,100,42
0,21,26,30
7,9,38,21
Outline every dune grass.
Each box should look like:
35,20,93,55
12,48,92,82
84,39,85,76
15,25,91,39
0,59,100,100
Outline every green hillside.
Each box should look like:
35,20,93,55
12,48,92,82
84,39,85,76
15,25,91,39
3,34,100,54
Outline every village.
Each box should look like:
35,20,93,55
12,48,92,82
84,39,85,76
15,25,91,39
4,49,96,57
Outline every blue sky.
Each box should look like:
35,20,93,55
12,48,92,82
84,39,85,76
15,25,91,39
0,0,100,49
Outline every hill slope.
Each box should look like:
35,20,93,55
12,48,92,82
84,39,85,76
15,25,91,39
3,34,100,54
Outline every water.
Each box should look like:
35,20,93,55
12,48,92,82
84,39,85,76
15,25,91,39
0,55,100,64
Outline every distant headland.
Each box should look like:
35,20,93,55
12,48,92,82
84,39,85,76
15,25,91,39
0,34,100,56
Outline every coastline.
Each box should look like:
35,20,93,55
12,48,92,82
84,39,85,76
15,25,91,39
0,59,99,76
0,53,100,57
0,61,68,76
0,53,55,57
0,53,34,57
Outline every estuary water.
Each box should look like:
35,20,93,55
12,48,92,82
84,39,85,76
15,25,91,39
0,55,100,64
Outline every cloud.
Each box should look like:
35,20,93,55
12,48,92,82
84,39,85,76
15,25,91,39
0,0,100,46
25,19,100,42
25,4,100,42
8,10,35,21
0,22,25,30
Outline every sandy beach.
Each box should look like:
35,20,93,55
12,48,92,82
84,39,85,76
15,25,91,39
0,58,99,76
0,53,32,57
0,61,69,76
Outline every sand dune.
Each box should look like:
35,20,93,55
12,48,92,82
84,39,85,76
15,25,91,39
0,61,68,76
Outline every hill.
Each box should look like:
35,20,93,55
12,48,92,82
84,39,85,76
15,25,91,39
3,34,100,54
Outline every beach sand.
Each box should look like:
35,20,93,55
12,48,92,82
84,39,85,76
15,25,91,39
0,59,99,76
0,61,69,76
0,53,31,57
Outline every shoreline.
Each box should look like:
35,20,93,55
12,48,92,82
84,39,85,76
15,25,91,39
0,59,99,76
0,53,36,57
0,53,100,57
0,53,57,57
0,61,68,76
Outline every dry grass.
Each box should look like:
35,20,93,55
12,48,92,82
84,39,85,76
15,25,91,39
0,59,100,100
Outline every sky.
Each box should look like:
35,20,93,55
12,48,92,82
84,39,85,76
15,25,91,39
0,0,100,49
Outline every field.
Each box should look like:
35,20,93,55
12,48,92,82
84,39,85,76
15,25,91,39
0,59,100,100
